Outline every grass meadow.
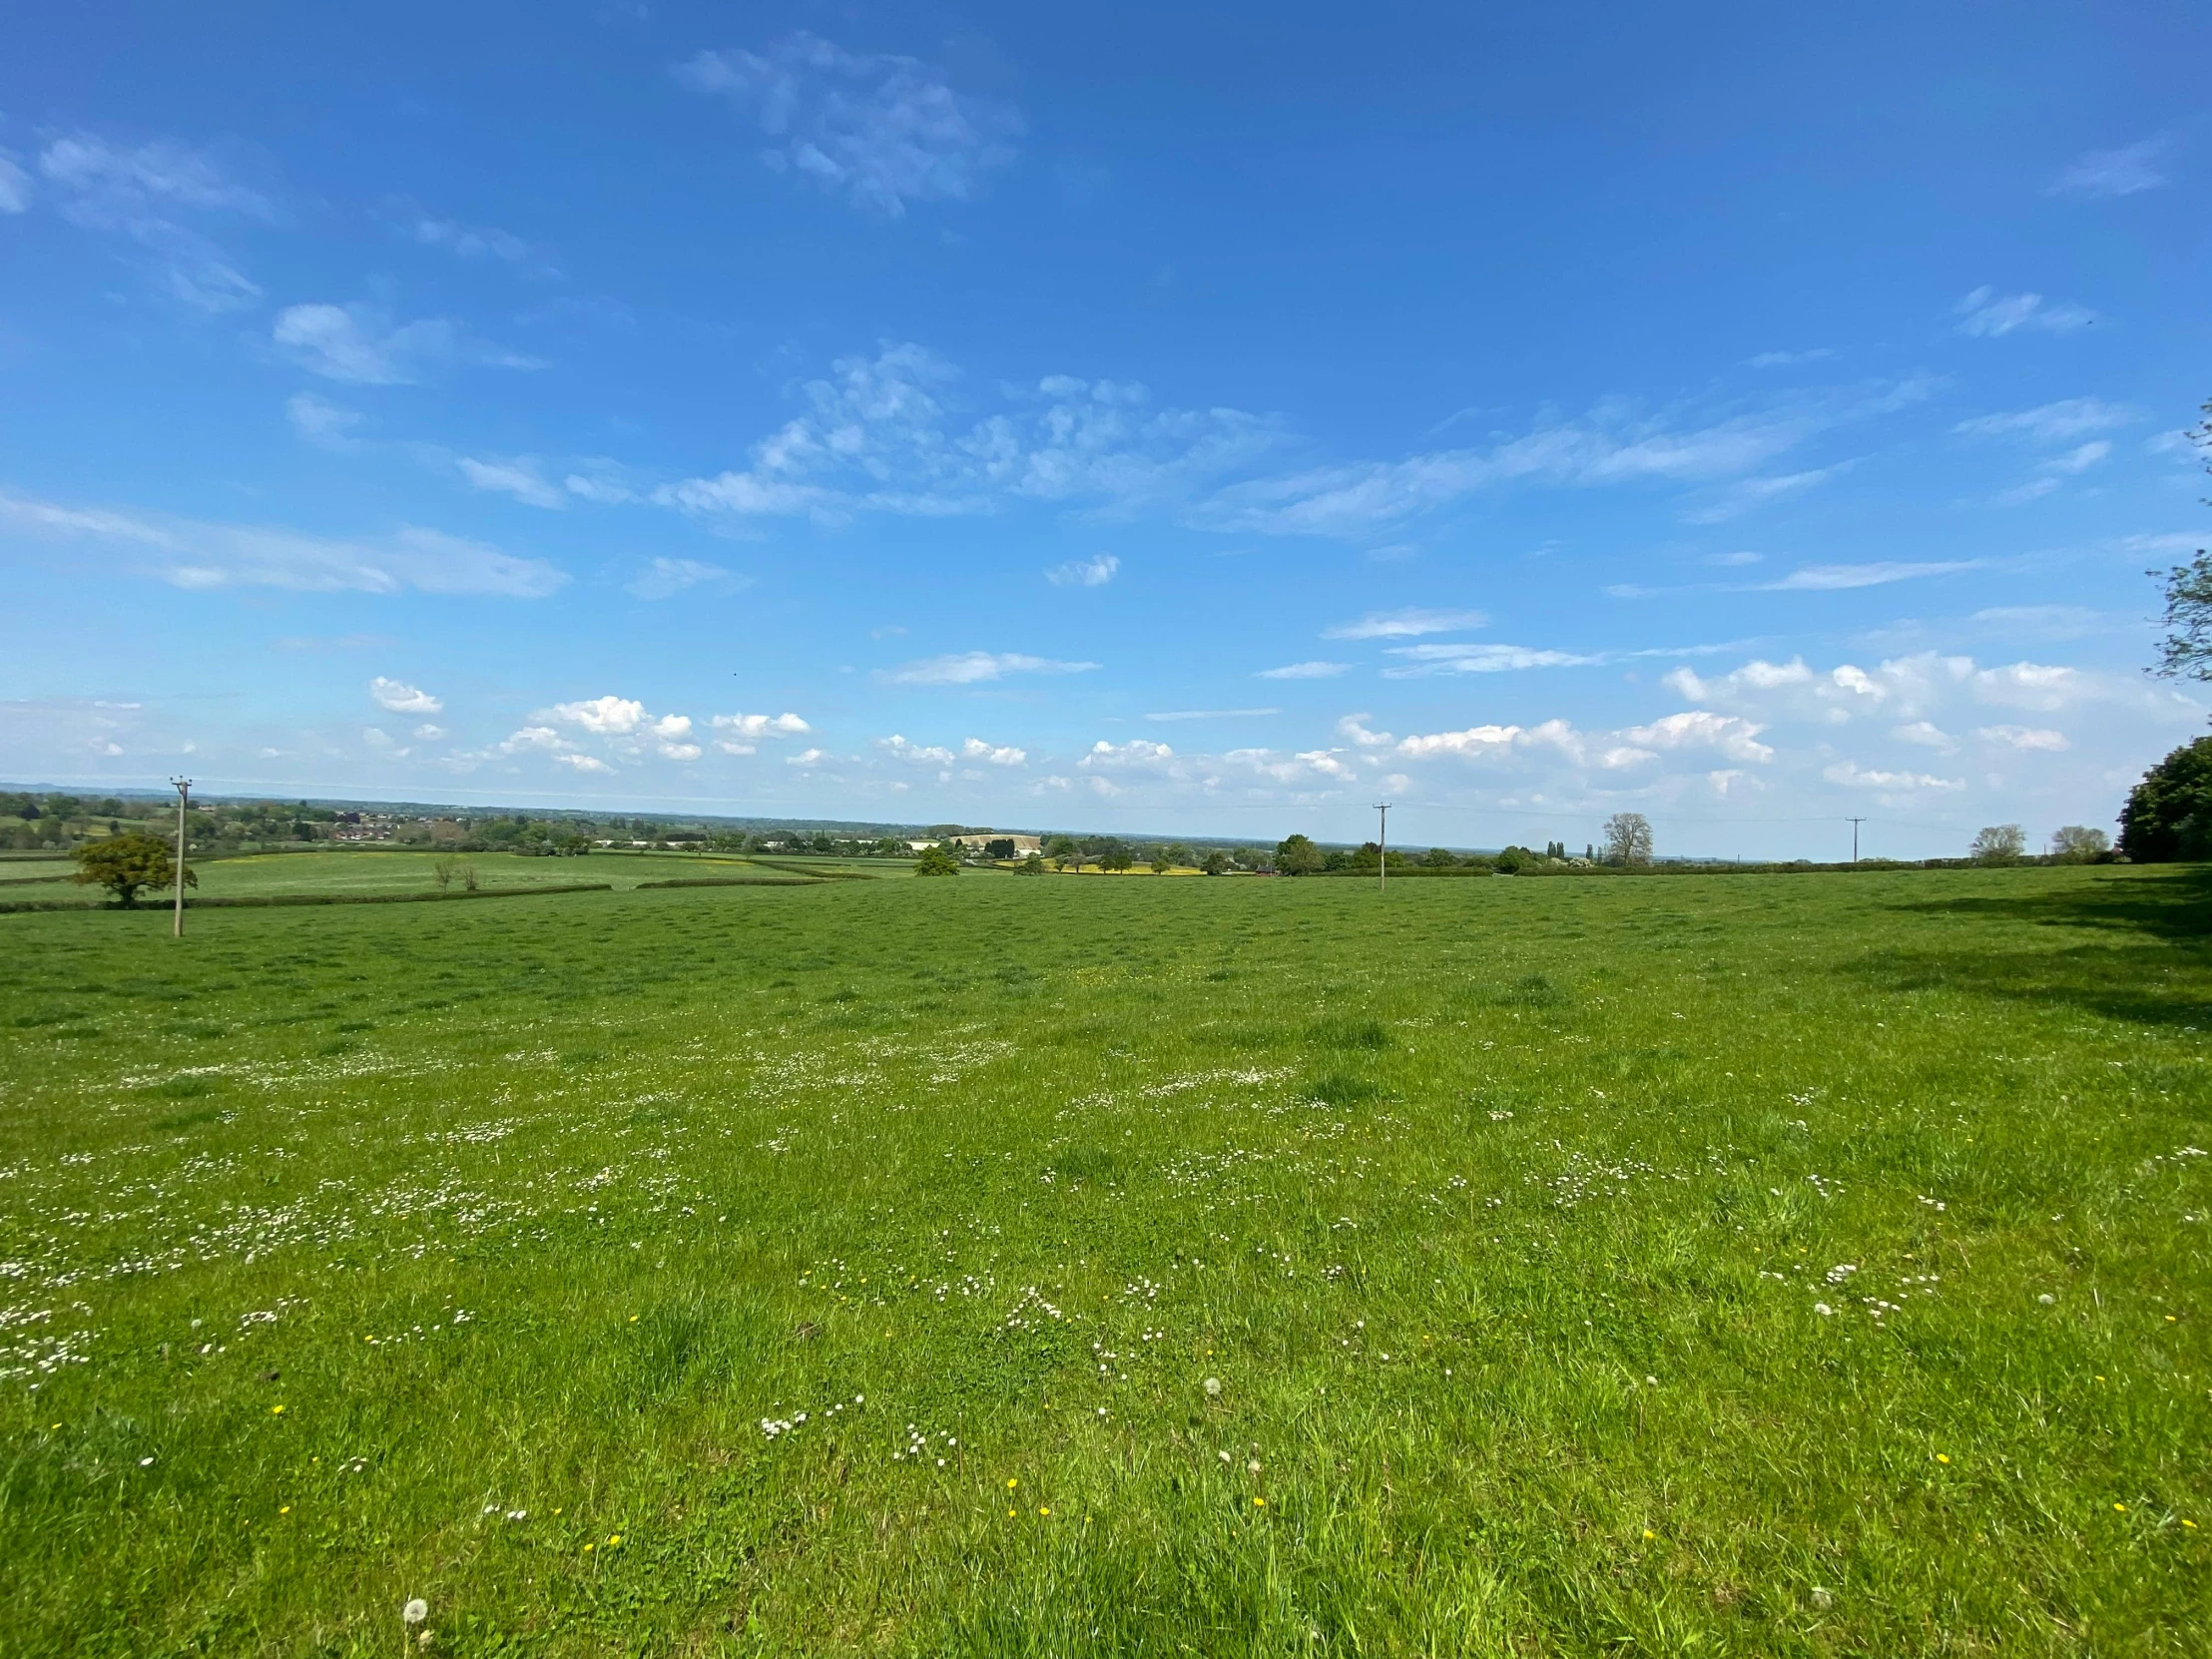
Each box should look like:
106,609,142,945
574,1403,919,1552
0,848,921,908
1,864,2208,1655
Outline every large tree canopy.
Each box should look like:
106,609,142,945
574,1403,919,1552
2151,398,2212,682
71,833,193,906
2119,736,2212,862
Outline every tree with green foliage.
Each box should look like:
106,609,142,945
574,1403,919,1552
1149,848,1172,874
1202,849,1229,875
914,843,961,876
2048,826,2110,861
2120,736,2212,862
1601,813,1653,867
2149,398,2212,682
1275,833,1324,875
1969,825,2026,863
1016,852,1047,875
1423,846,1457,867
71,833,192,907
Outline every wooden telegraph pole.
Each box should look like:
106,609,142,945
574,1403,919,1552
171,777,192,937
1373,802,1390,892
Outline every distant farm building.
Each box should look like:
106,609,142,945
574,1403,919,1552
909,833,1043,855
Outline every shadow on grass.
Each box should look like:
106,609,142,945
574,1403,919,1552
1886,865,2212,940
1850,866,2212,1029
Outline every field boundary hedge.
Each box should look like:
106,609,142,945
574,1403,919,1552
632,875,825,888
743,858,877,880
0,882,613,915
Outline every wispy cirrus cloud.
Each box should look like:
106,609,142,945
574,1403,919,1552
1256,660,1350,680
0,487,566,597
1952,286,2096,337
0,154,34,214
645,341,1939,548
1953,397,2136,443
456,455,565,508
677,33,1023,216
286,392,365,451
886,650,1099,686
1199,378,1934,540
274,302,545,384
2048,138,2169,200
1145,708,1280,722
626,557,741,600
1680,461,1856,523
1758,560,1981,591
36,133,271,311
1323,607,1486,640
658,345,1283,526
1382,644,1600,677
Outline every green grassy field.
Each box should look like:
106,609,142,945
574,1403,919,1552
0,848,921,908
1,865,2207,1655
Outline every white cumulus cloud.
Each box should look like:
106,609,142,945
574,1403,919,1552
876,734,955,766
712,712,811,739
369,677,442,715
1973,725,2069,752
1048,553,1119,587
1822,762,1963,792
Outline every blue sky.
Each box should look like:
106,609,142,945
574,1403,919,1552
2,2,2207,856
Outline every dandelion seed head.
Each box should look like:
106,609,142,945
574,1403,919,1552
402,1599,428,1626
